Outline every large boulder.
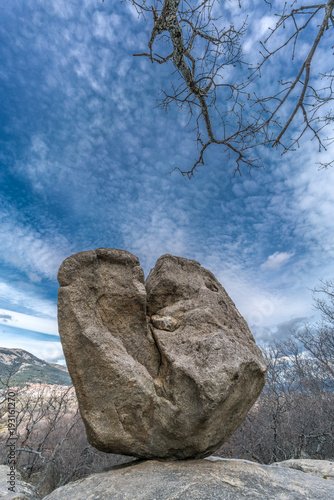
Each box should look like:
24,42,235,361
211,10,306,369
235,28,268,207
57,249,266,459
44,458,334,499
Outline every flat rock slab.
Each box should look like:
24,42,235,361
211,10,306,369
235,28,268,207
44,458,334,500
57,249,266,459
271,458,334,480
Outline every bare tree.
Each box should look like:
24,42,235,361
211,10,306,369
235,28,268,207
124,1,334,176
274,278,334,396
312,277,334,326
252,0,334,169
218,279,334,463
218,340,334,463
0,379,133,497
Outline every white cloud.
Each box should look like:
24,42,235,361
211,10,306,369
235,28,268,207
260,252,295,271
0,332,64,364
0,201,72,281
213,265,301,326
243,14,277,56
0,309,58,336
0,281,57,318
123,213,190,275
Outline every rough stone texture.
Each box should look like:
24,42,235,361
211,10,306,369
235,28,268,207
57,249,266,459
44,458,334,500
0,465,39,499
271,458,334,480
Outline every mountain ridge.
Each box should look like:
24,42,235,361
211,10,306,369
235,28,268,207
0,347,72,386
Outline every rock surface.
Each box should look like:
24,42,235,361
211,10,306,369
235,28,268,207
44,458,334,500
271,458,334,480
0,465,39,499
57,249,266,459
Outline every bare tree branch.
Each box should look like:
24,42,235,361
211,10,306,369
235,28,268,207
253,0,334,153
125,0,334,175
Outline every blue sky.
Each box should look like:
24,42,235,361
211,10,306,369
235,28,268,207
1,0,334,364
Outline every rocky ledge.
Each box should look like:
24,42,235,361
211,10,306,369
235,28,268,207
44,457,334,499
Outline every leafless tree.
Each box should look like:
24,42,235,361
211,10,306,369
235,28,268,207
312,277,334,326
124,1,334,176
218,341,334,463
0,378,133,497
218,279,334,463
280,278,334,393
252,0,334,169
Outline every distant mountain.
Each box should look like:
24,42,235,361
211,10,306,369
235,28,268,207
0,347,72,387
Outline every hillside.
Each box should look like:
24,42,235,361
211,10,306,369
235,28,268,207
0,347,72,387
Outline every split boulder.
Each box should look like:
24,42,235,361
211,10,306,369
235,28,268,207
57,249,266,459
